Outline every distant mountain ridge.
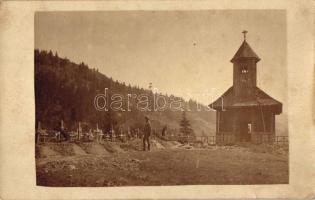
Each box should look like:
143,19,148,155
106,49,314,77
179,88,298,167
35,49,216,136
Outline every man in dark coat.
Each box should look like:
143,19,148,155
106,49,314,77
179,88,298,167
162,125,167,137
143,116,151,151
59,120,69,141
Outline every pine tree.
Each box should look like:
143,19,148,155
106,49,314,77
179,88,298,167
179,111,193,137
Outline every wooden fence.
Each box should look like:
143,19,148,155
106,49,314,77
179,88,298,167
36,129,288,146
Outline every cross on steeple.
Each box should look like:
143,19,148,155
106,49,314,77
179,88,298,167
242,30,248,41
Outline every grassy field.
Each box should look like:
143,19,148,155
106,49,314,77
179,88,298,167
36,140,288,186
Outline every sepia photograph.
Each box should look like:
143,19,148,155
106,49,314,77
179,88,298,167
34,10,289,186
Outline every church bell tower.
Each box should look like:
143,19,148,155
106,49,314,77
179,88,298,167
231,30,261,102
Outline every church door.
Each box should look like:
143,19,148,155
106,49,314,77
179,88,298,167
240,122,251,142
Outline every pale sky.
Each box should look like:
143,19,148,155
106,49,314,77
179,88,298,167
35,10,287,109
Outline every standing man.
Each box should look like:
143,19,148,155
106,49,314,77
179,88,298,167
143,116,151,151
162,125,167,137
59,120,69,141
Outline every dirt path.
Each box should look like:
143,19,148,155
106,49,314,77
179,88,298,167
36,148,288,186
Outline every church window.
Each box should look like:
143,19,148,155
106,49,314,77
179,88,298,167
241,66,248,74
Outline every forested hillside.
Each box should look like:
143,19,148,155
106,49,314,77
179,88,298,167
35,50,216,136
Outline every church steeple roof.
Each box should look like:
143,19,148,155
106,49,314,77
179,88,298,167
230,32,260,63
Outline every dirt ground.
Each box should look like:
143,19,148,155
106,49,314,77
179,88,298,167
36,139,288,186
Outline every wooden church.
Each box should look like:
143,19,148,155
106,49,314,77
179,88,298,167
209,31,282,143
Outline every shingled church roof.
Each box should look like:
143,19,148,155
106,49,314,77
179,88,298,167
231,40,261,63
209,86,282,114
